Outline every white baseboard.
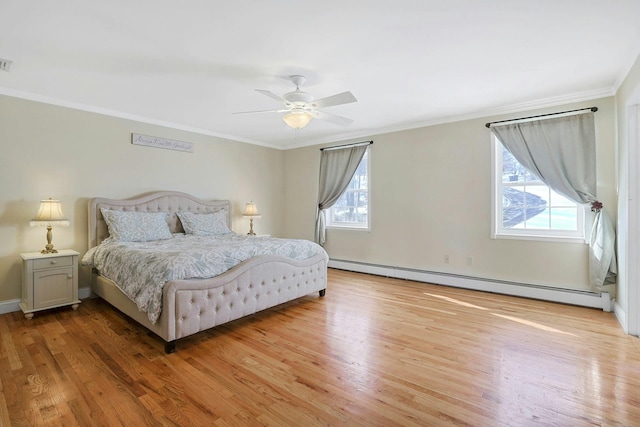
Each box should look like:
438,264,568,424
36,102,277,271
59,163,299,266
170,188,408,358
2,264,612,316
329,259,606,310
0,298,20,315
0,287,92,315
78,286,92,300
614,300,627,333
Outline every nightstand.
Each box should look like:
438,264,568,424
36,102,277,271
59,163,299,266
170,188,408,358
20,249,80,319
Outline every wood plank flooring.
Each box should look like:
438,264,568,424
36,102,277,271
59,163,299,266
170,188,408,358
1,268,639,426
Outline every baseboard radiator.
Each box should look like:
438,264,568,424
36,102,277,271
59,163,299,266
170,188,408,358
328,259,612,311
0,286,93,315
0,266,611,315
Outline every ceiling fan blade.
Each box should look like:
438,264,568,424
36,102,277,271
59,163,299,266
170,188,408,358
255,89,288,104
308,91,357,109
232,108,288,115
311,110,354,126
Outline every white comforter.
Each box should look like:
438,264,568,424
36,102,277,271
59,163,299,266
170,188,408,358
82,233,327,324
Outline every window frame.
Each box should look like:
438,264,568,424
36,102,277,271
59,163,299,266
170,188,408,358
326,147,371,231
491,134,587,243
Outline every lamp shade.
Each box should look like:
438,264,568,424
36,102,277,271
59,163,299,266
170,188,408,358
30,198,70,227
243,201,261,218
282,110,312,130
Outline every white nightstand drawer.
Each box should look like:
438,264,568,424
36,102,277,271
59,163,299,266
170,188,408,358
32,256,74,270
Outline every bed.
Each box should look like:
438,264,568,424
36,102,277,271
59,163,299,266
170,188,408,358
83,191,328,353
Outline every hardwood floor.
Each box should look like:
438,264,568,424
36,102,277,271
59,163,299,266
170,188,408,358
1,268,639,426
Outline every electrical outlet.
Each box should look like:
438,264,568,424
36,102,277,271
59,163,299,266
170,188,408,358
0,59,12,72
444,254,450,264
467,256,474,266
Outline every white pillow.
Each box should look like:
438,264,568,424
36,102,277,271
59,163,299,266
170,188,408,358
101,209,172,242
177,211,231,236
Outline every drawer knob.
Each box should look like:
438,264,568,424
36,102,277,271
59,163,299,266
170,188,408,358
50,261,57,265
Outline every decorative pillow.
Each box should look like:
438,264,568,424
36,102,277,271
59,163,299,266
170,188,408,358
101,209,172,242
177,210,231,236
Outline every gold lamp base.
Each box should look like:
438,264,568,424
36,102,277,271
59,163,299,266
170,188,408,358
41,225,59,254
247,218,256,236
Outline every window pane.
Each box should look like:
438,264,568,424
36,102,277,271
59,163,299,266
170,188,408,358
522,186,548,209
502,149,521,183
549,208,578,230
502,147,542,184
331,191,367,224
504,186,525,204
327,148,369,228
494,136,583,239
356,192,368,223
549,190,575,207
524,208,549,229
503,208,522,228
502,186,548,228
502,187,524,227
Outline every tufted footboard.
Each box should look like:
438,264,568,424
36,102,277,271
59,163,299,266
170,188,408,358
92,253,328,353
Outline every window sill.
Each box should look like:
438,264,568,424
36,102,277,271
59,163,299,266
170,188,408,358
326,225,370,232
492,233,587,244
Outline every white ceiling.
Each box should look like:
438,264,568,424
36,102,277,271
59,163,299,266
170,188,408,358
1,1,639,149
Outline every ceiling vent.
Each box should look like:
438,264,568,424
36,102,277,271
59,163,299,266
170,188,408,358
0,59,13,72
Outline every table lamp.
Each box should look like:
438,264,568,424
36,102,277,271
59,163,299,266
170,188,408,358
30,198,70,254
242,201,261,235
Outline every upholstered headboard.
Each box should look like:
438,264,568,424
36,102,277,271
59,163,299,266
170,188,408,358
88,191,232,248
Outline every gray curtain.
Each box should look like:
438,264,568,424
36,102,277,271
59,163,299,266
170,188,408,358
315,145,368,246
490,113,616,292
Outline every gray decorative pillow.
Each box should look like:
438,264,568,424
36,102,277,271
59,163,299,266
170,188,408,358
101,209,172,242
177,210,231,236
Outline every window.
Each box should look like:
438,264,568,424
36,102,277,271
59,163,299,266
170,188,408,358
492,136,584,242
327,148,369,229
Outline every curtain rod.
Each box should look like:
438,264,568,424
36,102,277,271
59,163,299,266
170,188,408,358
485,107,598,128
320,140,373,151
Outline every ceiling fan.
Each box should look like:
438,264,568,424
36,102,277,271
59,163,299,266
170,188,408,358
234,75,357,129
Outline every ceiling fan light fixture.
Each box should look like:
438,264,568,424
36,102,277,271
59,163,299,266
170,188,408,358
283,110,312,129
236,75,356,129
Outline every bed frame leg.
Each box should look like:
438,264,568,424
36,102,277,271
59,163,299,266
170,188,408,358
319,289,326,297
165,340,176,354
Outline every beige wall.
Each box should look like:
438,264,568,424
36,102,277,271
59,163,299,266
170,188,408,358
0,92,620,304
284,97,617,292
0,95,284,301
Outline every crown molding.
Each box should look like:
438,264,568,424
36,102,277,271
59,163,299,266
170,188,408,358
0,87,283,149
1,85,616,151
